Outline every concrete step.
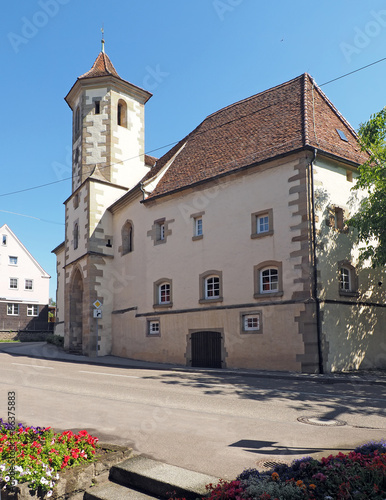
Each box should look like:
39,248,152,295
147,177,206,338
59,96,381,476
84,482,160,500
109,456,219,500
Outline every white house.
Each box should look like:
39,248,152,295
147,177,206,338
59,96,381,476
0,224,50,331
53,49,386,373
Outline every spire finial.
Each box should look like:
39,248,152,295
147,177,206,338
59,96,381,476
101,25,105,53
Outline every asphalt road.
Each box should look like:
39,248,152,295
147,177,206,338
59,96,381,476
0,352,385,479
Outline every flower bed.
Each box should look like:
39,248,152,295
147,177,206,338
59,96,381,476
172,441,386,500
0,419,132,499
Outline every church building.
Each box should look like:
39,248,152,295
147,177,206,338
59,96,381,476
53,45,386,373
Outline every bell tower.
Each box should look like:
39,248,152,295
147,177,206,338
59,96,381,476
62,42,152,357
65,40,152,192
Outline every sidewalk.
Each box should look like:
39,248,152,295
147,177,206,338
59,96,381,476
0,341,385,386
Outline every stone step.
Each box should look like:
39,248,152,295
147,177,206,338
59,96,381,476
84,481,160,500
109,456,219,500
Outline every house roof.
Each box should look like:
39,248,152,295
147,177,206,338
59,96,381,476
143,73,368,201
79,51,121,79
0,224,50,278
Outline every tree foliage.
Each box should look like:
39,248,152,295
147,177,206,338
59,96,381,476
348,107,386,267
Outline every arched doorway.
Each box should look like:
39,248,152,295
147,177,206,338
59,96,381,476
191,331,222,368
69,268,83,353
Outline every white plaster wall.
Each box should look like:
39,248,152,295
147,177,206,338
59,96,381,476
110,91,149,189
109,157,307,370
314,158,386,372
65,185,88,262
0,227,49,304
54,245,65,336
113,159,304,312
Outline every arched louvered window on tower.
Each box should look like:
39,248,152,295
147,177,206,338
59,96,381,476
121,221,133,255
117,99,127,127
75,107,81,136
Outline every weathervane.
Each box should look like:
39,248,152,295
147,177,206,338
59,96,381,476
101,25,105,53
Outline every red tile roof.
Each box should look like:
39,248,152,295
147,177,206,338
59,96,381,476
79,51,121,79
144,73,368,201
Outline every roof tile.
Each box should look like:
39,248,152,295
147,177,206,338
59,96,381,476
145,73,368,201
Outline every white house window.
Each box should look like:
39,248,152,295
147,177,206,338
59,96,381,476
241,312,262,333
148,320,160,335
25,279,33,290
7,304,19,316
205,276,220,299
199,270,223,303
251,209,273,239
158,223,165,241
9,256,18,265
195,217,203,237
27,305,39,317
257,215,269,234
9,278,18,289
153,278,173,308
159,283,171,304
2,235,6,246
261,268,279,293
340,267,351,291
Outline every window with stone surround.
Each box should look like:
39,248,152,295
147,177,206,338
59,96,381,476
191,211,204,240
75,107,81,136
122,220,134,255
254,261,283,298
147,218,174,246
199,270,223,304
326,206,348,231
74,222,79,250
147,319,160,336
251,209,273,239
153,278,173,308
117,99,127,127
241,311,262,333
339,261,358,297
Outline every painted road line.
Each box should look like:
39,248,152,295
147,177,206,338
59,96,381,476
79,370,140,378
12,363,54,369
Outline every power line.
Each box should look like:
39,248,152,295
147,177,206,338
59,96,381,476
0,209,64,226
1,55,385,200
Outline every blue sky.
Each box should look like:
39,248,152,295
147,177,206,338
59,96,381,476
1,0,386,299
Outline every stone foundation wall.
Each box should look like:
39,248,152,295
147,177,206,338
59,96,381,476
1,444,133,500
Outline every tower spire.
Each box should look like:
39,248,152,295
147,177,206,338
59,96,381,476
101,25,105,53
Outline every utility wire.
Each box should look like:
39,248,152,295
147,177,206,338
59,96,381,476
0,209,64,226
1,55,385,200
